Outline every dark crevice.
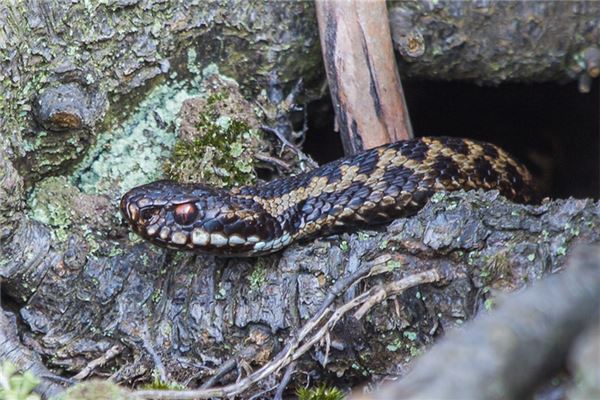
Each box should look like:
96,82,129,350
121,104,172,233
303,79,600,199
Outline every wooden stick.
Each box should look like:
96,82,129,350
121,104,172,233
316,0,413,154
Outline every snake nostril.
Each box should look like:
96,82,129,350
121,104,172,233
140,208,159,224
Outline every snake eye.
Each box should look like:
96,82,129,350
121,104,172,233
174,203,198,226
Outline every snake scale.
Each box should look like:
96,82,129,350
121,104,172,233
120,136,534,256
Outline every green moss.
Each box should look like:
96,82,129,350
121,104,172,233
28,176,78,242
216,283,227,300
72,65,244,196
108,247,124,257
142,373,185,391
446,201,458,210
339,240,349,252
151,288,163,304
479,269,491,281
0,362,40,400
467,250,480,266
430,192,446,203
385,340,421,361
385,337,403,352
403,330,417,341
248,263,267,291
386,330,423,361
357,231,370,241
297,384,345,400
163,92,259,187
386,259,402,271
408,345,423,358
59,380,131,400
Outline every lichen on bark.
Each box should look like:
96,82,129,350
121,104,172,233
0,2,599,398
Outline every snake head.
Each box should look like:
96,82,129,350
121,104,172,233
120,180,284,256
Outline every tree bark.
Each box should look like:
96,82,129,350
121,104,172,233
1,189,599,398
0,2,599,399
389,1,600,85
358,245,600,400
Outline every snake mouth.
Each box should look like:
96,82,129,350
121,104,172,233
118,184,289,255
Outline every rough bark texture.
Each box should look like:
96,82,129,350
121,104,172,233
0,2,599,399
0,0,322,186
316,0,412,154
0,2,597,195
389,1,600,84
0,310,64,398
362,245,600,400
2,188,599,397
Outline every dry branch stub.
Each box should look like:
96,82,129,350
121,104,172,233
316,0,413,155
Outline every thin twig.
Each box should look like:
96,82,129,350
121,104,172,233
323,332,331,367
260,125,301,153
199,358,237,389
132,307,333,398
354,270,442,320
273,361,297,400
254,153,292,172
141,325,168,383
132,267,439,399
260,125,318,169
72,345,123,380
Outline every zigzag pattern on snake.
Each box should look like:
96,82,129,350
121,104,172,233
120,136,534,256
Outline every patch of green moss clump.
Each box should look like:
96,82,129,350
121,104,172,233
0,362,40,400
297,384,345,400
28,176,79,242
248,262,267,291
59,380,131,400
164,92,261,187
141,372,185,391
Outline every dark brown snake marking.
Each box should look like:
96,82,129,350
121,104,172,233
120,137,534,256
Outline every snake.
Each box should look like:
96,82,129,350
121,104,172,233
120,136,535,257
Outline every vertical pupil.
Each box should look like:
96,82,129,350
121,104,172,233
174,203,198,225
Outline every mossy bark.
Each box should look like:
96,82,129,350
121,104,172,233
1,1,597,191
2,188,599,397
389,1,600,84
0,0,322,187
1,2,599,399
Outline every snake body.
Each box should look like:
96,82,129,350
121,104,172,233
120,136,534,256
